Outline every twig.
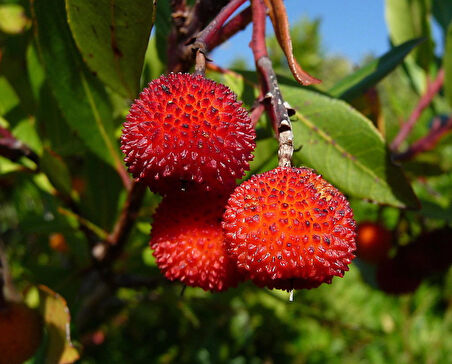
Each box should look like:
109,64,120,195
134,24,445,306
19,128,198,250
250,0,293,167
390,69,445,151
208,6,252,50
192,0,247,75
0,126,39,165
94,180,147,262
57,207,109,241
168,0,230,72
193,0,248,52
394,115,452,161
250,99,266,127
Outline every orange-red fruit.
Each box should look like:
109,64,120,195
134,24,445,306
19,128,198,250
222,167,356,290
121,73,256,193
356,221,392,264
0,302,43,364
150,192,242,292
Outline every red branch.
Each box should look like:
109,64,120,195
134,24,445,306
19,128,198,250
390,69,445,151
250,0,293,167
394,115,452,161
192,0,248,75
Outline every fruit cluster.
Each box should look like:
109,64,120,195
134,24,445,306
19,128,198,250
121,73,357,292
356,222,452,294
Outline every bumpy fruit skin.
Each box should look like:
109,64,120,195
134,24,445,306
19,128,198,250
121,73,256,193
150,192,242,292
222,167,356,290
0,302,43,364
356,221,392,264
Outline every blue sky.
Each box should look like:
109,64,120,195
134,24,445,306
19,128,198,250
212,0,442,67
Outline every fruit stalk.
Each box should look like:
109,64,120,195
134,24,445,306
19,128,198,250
250,0,293,167
192,0,248,75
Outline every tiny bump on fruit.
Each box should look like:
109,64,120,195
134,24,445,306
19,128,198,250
222,166,356,291
150,192,243,292
121,73,256,194
0,302,43,364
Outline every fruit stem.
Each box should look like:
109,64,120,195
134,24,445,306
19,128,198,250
192,0,248,75
250,0,293,167
390,68,445,152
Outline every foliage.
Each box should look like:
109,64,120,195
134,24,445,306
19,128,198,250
0,0,451,363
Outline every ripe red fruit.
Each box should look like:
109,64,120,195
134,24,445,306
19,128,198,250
222,167,356,291
121,73,256,194
356,221,392,264
376,258,422,295
0,302,43,364
150,192,242,292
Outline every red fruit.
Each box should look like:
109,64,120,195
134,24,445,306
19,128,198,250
121,73,256,193
356,221,392,264
0,302,43,364
150,192,242,292
222,167,356,291
376,258,421,295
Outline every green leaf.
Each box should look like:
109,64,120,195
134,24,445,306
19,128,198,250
34,285,80,364
0,76,20,115
385,0,433,72
155,0,172,64
40,148,72,196
32,0,121,169
432,0,452,34
66,0,156,99
445,23,452,108
328,38,423,100
281,83,419,208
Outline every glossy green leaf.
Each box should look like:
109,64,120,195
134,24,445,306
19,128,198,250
385,0,433,72
445,23,452,108
66,0,156,99
281,83,419,208
329,38,423,100
33,0,121,169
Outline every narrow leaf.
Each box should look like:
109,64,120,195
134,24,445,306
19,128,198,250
264,0,320,85
32,0,121,170
281,83,419,208
66,0,156,99
385,0,433,72
329,38,424,100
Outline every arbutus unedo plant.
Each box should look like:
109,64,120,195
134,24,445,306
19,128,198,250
1,0,451,362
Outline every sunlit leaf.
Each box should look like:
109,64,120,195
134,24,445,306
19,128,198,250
281,83,419,208
66,0,156,99
329,38,423,100
32,0,121,169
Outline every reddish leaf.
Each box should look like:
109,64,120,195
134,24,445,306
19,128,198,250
264,0,321,85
